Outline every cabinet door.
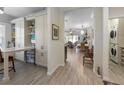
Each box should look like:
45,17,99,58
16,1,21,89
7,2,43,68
35,15,44,66
35,15,47,67
15,20,25,61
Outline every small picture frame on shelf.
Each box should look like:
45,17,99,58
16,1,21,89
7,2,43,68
52,24,59,40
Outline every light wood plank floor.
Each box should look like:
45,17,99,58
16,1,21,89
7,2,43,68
109,61,124,84
0,48,103,85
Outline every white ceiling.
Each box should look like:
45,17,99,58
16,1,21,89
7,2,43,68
2,7,123,26
0,13,15,22
3,7,44,17
62,7,82,12
109,7,124,18
64,7,93,32
1,7,80,22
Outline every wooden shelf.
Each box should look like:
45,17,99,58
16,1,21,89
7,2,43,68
120,47,124,65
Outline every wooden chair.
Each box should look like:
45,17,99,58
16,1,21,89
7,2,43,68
0,49,15,74
80,42,86,51
83,46,93,66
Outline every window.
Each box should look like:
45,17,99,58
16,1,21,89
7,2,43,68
65,35,78,43
73,35,78,43
0,24,5,48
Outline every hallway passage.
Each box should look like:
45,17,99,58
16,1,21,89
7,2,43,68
0,48,103,85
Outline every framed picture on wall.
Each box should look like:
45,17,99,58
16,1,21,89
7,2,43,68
52,24,59,40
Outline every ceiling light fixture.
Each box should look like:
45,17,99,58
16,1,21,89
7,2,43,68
69,31,72,34
81,30,84,35
0,7,4,14
83,23,90,28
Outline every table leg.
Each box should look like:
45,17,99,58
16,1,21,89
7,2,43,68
3,52,10,80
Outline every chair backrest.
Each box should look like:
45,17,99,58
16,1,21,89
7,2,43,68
85,46,89,52
84,46,94,57
0,49,3,62
80,43,85,49
89,46,93,57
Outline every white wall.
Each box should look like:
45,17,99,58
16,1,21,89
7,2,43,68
93,8,103,74
93,8,109,80
109,7,124,18
47,7,65,75
102,8,109,80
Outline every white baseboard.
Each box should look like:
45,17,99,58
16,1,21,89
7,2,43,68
93,68,102,78
36,62,47,68
47,63,65,75
59,63,65,67
3,77,10,81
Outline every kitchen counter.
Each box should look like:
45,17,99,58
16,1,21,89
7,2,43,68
1,46,34,53
1,46,35,81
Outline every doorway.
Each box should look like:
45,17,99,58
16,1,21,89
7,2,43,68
108,17,124,84
64,8,94,72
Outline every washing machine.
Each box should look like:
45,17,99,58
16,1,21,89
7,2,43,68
110,43,119,64
110,29,117,44
109,19,119,44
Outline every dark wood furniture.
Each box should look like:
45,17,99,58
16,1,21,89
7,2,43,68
65,45,67,63
80,42,85,51
0,49,16,74
83,46,93,66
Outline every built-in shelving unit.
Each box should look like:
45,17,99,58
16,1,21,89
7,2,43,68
27,19,35,47
10,11,47,67
11,23,15,47
25,19,36,64
120,47,124,65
